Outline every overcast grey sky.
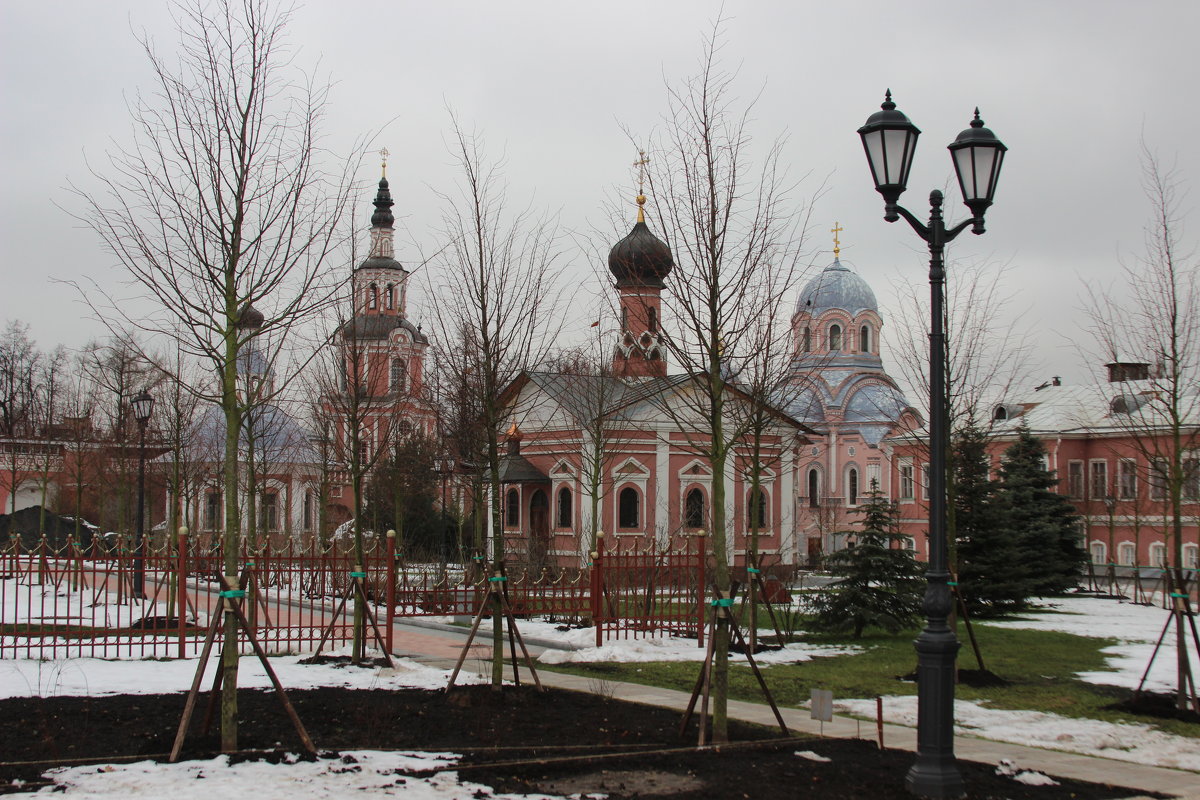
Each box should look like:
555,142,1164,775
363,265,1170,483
2,0,1197,387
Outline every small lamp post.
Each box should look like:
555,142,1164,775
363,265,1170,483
435,456,459,566
131,390,154,599
858,90,1007,799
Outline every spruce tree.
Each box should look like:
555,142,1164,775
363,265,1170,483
954,423,1029,616
810,484,923,638
999,425,1085,596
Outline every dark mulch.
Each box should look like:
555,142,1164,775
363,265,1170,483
1106,691,1200,725
0,683,1160,798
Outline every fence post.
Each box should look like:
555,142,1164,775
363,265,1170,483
592,532,604,648
177,526,188,659
696,532,706,648
385,529,396,655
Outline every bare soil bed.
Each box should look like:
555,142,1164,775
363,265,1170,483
0,681,1162,799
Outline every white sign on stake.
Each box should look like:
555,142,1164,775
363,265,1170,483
810,688,833,722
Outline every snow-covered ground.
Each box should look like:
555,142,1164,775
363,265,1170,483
0,648,478,700
28,751,568,799
977,594,1200,695
827,594,1200,773
517,618,862,665
835,694,1200,772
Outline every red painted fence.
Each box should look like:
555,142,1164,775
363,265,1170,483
1,531,707,660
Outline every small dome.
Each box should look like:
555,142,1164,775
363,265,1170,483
608,221,673,289
371,176,394,228
236,303,265,330
795,259,878,317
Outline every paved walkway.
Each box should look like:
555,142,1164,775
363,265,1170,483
407,643,1199,799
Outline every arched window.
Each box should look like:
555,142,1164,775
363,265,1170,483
649,307,658,333
618,487,639,529
557,486,572,528
390,358,407,393
385,283,395,309
828,324,842,351
505,488,520,527
801,327,811,352
621,305,628,331
1185,544,1199,569
368,283,378,310
807,469,819,508
1089,541,1107,564
303,490,315,532
684,487,705,528
1118,542,1136,566
747,487,767,530
993,405,1008,420
847,467,859,506
1149,543,1167,567
860,324,871,353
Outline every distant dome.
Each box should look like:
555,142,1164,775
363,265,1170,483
609,221,674,289
795,259,878,317
236,303,265,330
190,403,315,464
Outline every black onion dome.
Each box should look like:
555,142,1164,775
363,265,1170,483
608,221,673,289
236,303,264,330
370,176,394,228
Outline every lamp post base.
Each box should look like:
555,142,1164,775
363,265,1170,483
906,629,964,799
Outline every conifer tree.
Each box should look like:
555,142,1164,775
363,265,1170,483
999,425,1085,596
810,484,923,638
954,423,1028,616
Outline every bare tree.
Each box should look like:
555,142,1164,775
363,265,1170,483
1082,149,1199,709
427,119,565,687
0,321,40,515
889,258,1036,569
638,23,813,742
73,0,359,750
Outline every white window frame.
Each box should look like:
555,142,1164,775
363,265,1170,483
1089,460,1108,501
1067,460,1085,500
898,460,914,501
1118,459,1137,500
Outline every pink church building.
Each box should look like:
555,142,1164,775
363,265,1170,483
493,209,918,569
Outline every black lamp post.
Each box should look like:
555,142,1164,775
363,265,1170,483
858,90,1007,799
131,390,154,600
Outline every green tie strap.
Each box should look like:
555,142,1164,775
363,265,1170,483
350,571,367,579
488,576,508,583
244,562,255,569
711,598,734,608
747,567,761,574
945,581,958,587
1169,592,1187,599
219,590,246,599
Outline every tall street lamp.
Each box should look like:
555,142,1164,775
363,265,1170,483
131,390,155,600
858,90,1007,799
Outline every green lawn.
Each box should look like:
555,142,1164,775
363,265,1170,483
540,619,1200,740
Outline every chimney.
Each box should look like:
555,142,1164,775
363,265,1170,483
1105,361,1149,383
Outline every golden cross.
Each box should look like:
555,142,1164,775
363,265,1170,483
380,147,390,178
831,221,843,257
633,150,650,194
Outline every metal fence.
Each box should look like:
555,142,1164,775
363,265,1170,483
1,531,707,660
1083,562,1198,606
